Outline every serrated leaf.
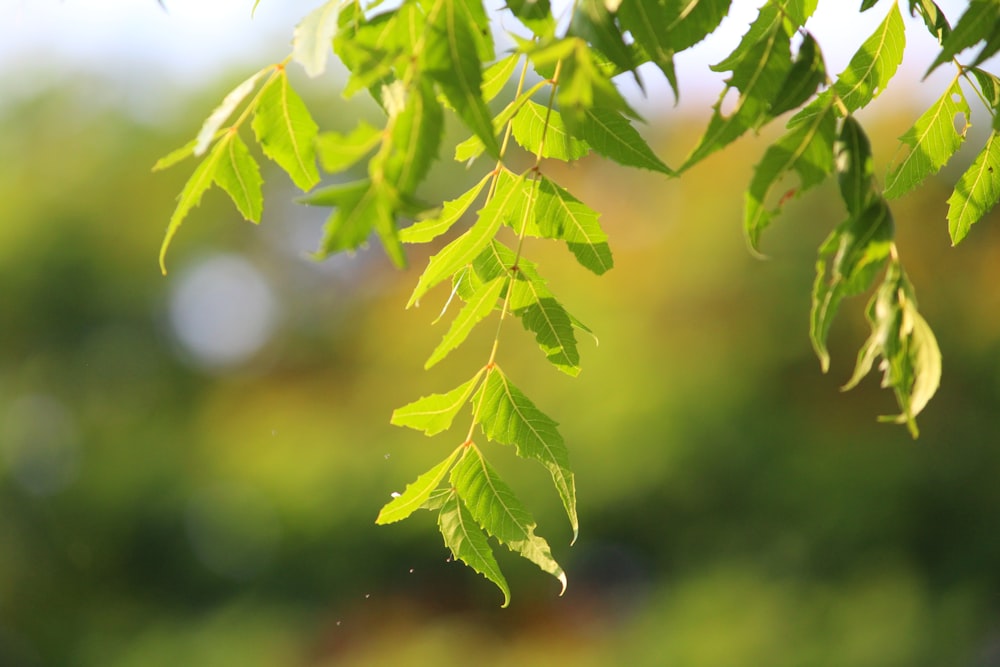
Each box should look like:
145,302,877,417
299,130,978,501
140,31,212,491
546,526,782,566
745,103,836,251
293,0,343,78
575,107,671,174
948,131,1000,244
376,446,462,524
810,199,894,372
482,54,521,104
213,133,264,223
666,0,732,53
618,0,677,94
451,445,566,593
884,78,968,199
375,80,444,195
454,80,547,163
551,38,638,123
509,272,581,376
153,137,202,172
830,2,905,113
426,278,506,368
391,371,485,435
401,173,491,244
570,0,637,89
424,0,500,158
194,67,271,156
843,260,940,438
768,33,826,117
910,0,951,44
475,366,577,542
533,177,613,274
300,179,393,259
158,142,225,274
408,171,525,307
438,491,511,607
927,0,1000,75
252,70,320,191
316,121,382,173
512,101,591,161
682,6,792,169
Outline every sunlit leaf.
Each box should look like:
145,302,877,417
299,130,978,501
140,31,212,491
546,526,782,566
451,445,566,593
825,2,905,114
576,107,671,174
213,133,264,223
884,78,968,199
506,0,555,37
512,101,591,161
475,366,577,542
252,69,320,191
375,80,444,194
293,0,343,78
316,121,381,173
376,446,462,524
570,0,637,89
926,0,1000,74
532,177,613,274
948,131,1000,244
392,372,485,435
618,0,676,94
665,0,732,53
481,54,520,104
194,67,271,156
438,491,511,606
426,278,506,368
158,141,225,274
401,173,491,244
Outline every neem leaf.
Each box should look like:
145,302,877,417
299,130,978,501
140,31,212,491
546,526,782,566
533,176,613,274
194,67,271,156
884,78,968,199
214,132,264,223
830,2,905,113
512,101,591,161
316,121,381,173
948,131,1000,244
569,0,637,89
293,0,342,78
401,173,491,244
438,491,511,607
408,171,525,308
424,0,500,158
426,278,507,369
454,81,547,163
475,366,577,542
926,0,1000,75
665,0,732,53
375,80,444,195
745,103,836,252
451,445,567,593
300,179,392,259
810,199,894,372
391,371,485,436
618,0,677,94
837,116,878,216
575,107,671,174
376,446,462,524
158,140,225,274
509,270,581,376
506,0,555,38
153,137,203,172
252,69,320,191
768,33,826,117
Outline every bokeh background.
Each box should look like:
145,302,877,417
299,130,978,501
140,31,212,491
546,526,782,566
3,1,1000,665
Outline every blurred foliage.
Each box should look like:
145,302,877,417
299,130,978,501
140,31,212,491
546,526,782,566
2,62,1000,666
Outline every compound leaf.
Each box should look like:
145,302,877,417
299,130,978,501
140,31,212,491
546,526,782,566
377,446,462,524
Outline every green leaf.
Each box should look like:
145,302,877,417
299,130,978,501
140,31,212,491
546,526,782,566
532,177,613,274
512,101,591,161
316,121,382,173
926,0,1000,75
575,107,672,174
194,67,271,156
407,171,525,308
293,0,343,78
454,81,547,163
437,491,511,607
158,141,225,274
152,137,202,172
768,33,826,117
618,0,677,94
391,372,485,436
426,278,506,369
374,80,444,195
843,260,940,438
376,446,462,524
836,116,878,216
948,131,1000,244
665,0,732,53
213,133,264,223
828,2,905,113
682,5,793,169
509,271,582,376
475,366,577,542
810,199,894,372
481,54,521,104
506,0,555,37
451,445,567,593
909,0,951,44
569,0,637,89
884,78,968,199
401,173,491,244
252,70,320,191
301,180,393,260
541,38,637,123
745,103,836,251
424,0,500,158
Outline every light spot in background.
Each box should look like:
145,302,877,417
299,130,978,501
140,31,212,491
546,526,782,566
1,394,79,496
167,254,278,370
185,481,281,580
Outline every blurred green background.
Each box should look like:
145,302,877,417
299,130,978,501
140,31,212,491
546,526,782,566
3,5,1000,667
